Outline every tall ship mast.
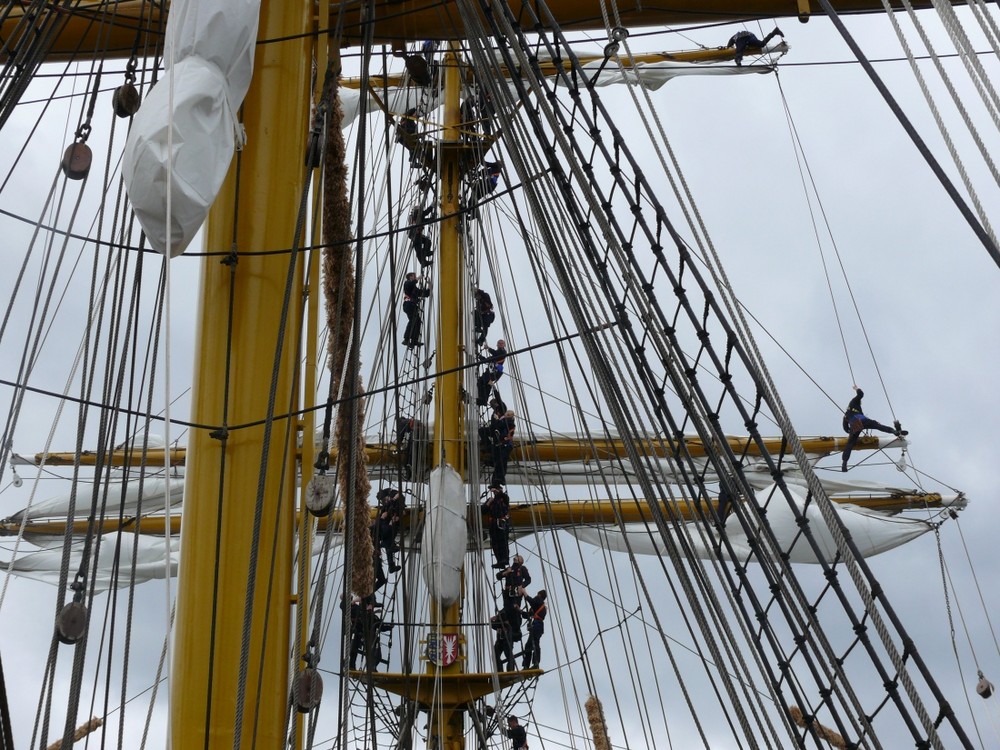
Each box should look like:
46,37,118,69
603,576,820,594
0,1,996,749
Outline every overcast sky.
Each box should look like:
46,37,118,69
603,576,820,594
1,6,999,749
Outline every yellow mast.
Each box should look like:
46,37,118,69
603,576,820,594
432,43,467,750
169,1,312,746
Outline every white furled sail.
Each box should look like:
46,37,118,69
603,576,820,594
569,483,933,563
6,477,182,525
0,533,179,591
584,43,790,90
421,465,466,605
122,0,261,257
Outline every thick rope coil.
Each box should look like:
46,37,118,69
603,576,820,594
322,76,374,596
44,717,103,750
789,706,847,750
585,696,612,750
338,374,373,596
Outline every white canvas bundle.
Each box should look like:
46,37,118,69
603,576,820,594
421,464,467,605
122,0,261,257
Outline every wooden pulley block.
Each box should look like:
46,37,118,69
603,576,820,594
112,83,141,117
292,668,323,713
977,674,994,699
56,601,88,644
61,142,92,180
305,474,336,517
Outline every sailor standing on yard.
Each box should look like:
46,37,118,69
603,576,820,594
725,27,784,66
841,385,907,471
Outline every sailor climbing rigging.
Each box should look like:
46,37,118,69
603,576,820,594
476,339,508,404
402,272,431,349
474,288,496,345
407,205,435,268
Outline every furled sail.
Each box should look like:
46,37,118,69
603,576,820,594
122,0,261,257
0,533,179,591
569,483,934,563
5,477,182,526
336,44,786,130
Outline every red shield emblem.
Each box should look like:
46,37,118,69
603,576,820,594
426,633,459,667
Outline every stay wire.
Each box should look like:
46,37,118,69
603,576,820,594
773,72,857,387
818,0,1000,271
466,12,757,745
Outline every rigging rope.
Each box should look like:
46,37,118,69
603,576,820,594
456,2,976,748
817,0,1000,270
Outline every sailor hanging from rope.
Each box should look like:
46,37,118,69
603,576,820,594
841,385,907,472
725,27,784,66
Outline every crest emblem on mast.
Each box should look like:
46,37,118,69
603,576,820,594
426,632,460,667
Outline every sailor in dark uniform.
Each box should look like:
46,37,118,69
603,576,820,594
497,555,530,609
491,409,515,487
476,339,507,405
505,716,528,750
519,587,547,670
484,483,511,568
491,605,518,671
376,487,405,572
726,27,784,66
407,205,435,268
841,385,906,471
401,272,431,349
473,288,495,345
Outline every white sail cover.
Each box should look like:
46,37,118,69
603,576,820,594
122,0,261,257
569,483,933,564
421,465,466,605
0,533,179,591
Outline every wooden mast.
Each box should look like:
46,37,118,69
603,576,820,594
169,1,313,746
